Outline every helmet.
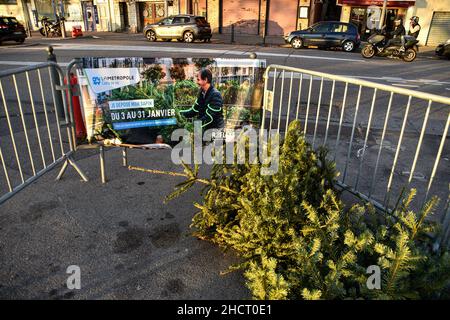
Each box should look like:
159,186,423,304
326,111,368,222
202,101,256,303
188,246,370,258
411,16,419,24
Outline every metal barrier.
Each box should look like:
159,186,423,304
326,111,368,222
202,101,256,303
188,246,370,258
261,65,450,246
0,62,87,206
65,59,172,184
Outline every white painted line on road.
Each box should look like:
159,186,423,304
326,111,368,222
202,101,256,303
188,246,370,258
5,43,365,63
255,51,363,62
391,83,420,88
382,77,404,81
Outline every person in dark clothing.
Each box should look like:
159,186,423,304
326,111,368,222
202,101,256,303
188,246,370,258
180,69,224,130
380,17,405,52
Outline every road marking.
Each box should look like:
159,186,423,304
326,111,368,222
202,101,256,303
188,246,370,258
2,43,366,63
382,77,404,81
391,83,420,88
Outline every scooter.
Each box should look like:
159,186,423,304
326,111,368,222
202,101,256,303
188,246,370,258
39,17,62,37
361,30,419,62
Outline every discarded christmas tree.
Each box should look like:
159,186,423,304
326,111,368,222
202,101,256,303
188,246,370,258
167,120,450,299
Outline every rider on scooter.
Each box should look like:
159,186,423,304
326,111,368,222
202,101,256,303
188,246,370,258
380,17,405,52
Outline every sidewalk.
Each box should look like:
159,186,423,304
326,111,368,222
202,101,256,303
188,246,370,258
26,30,289,47
0,146,251,299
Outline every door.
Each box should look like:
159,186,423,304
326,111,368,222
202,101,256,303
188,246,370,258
325,23,348,47
141,2,166,27
171,16,189,38
156,17,174,37
304,22,330,46
350,7,366,36
98,4,108,31
83,2,96,32
119,2,129,31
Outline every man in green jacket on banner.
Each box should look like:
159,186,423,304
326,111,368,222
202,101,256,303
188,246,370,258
180,69,224,130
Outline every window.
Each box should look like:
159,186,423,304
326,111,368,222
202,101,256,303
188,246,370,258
1,17,18,24
331,24,348,33
299,7,308,19
312,23,330,33
173,17,190,24
195,17,207,26
161,17,173,25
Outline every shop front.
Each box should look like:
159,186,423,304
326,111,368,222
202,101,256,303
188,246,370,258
138,0,165,28
337,0,416,40
31,0,84,32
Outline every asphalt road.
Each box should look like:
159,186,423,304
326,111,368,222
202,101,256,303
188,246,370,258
0,34,449,96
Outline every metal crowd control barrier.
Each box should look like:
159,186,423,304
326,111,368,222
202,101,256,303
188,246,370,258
261,65,450,247
0,62,88,206
65,59,172,184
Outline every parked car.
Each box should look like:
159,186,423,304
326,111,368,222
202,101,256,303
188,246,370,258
0,16,27,45
143,15,211,43
284,21,360,52
435,39,450,59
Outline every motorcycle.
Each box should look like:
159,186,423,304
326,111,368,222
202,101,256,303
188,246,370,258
39,16,62,37
435,39,450,59
361,30,419,62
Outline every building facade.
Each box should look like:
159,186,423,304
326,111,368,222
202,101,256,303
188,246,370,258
337,0,416,39
1,0,313,35
337,0,450,45
404,0,450,46
2,0,448,45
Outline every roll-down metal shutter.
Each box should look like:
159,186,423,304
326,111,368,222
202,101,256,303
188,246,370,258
427,11,450,46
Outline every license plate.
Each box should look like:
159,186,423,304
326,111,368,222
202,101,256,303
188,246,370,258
14,31,23,34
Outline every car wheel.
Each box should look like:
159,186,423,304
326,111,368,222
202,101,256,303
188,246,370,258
291,37,303,49
16,38,25,44
342,40,355,52
146,30,156,42
183,31,194,43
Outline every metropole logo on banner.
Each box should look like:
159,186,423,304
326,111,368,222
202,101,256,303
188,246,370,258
83,68,141,94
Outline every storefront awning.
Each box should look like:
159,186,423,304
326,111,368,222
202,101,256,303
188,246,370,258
337,0,416,8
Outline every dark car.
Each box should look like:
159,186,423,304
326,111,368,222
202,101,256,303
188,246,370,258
143,15,211,43
435,39,450,59
0,16,26,45
285,21,360,52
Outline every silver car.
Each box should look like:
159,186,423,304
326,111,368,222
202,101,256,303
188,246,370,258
143,15,212,43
